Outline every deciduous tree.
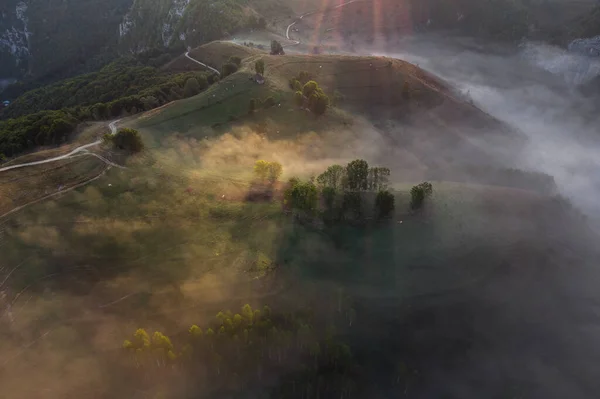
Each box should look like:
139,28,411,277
345,159,369,191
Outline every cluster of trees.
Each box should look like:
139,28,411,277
285,159,395,221
0,110,79,158
122,303,358,397
288,75,331,116
103,128,144,153
410,182,433,209
254,160,283,184
270,40,285,55
0,60,212,159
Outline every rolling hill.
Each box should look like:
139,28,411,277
144,41,527,185
0,38,597,399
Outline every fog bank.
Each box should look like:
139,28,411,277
368,36,600,217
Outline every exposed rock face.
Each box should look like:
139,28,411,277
0,1,31,77
569,35,600,57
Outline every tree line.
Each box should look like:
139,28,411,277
282,159,395,222
122,303,360,398
0,60,213,159
282,159,435,222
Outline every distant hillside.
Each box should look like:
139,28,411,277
288,0,599,48
0,0,290,83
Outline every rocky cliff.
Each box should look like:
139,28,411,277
0,0,286,82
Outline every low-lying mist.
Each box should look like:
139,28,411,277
368,34,600,218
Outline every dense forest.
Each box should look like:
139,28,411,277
0,59,213,159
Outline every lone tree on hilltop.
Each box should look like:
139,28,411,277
255,59,265,75
270,40,285,55
107,128,144,153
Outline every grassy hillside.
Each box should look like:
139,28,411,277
140,42,522,178
0,141,590,397
0,38,594,399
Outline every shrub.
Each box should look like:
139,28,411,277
289,78,300,90
228,56,242,66
221,63,239,77
110,128,144,153
184,77,201,98
293,80,303,91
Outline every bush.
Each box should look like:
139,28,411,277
184,77,201,98
110,128,144,153
222,63,239,78
289,78,300,90
375,190,395,218
228,56,242,66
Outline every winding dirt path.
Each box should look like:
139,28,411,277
0,119,120,173
185,51,221,76
285,0,364,47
